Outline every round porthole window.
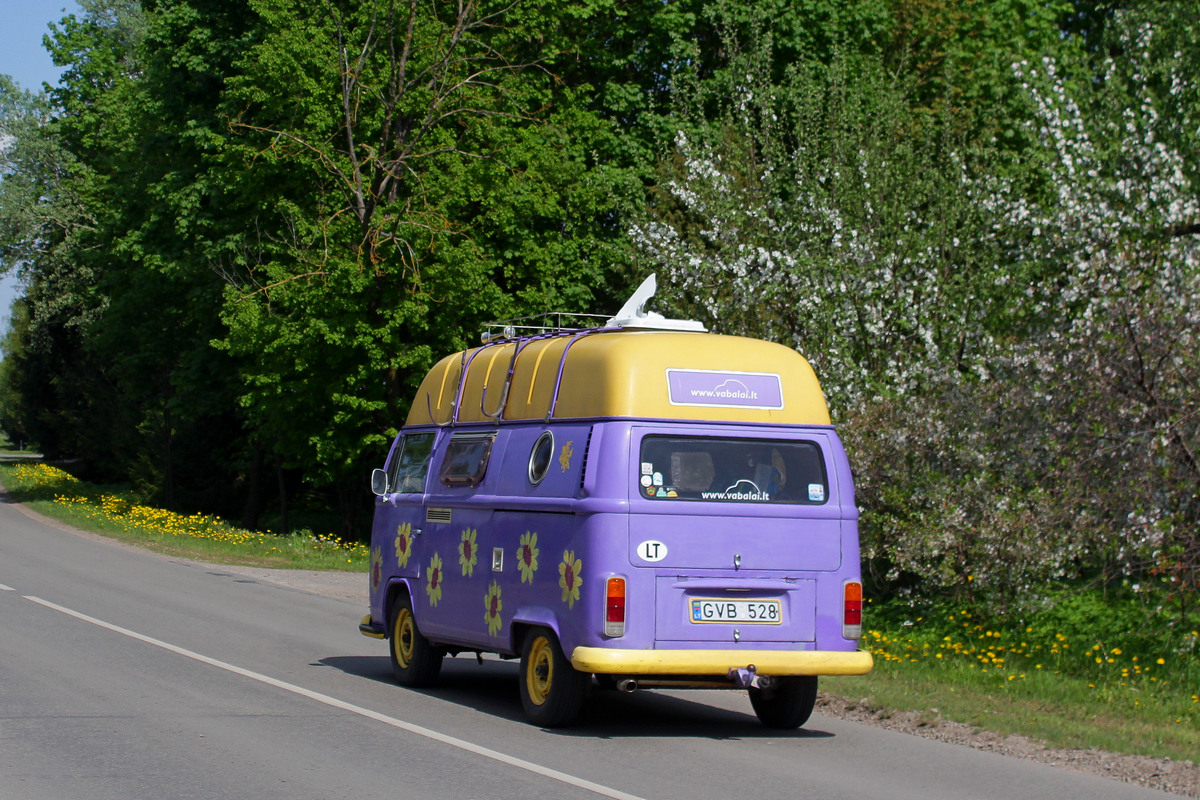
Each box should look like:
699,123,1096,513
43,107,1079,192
528,431,554,486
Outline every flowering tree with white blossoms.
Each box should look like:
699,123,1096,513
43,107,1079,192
983,14,1200,615
633,53,1003,410
634,12,1200,613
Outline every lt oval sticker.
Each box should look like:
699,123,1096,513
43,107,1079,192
636,540,668,562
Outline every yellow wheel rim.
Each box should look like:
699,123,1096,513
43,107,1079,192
394,608,415,668
526,636,554,706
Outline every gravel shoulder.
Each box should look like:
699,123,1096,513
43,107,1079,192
815,694,1199,798
219,564,369,602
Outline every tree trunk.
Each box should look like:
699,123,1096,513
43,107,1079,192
275,456,289,535
241,441,265,530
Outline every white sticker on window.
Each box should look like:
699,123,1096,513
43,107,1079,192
808,483,826,502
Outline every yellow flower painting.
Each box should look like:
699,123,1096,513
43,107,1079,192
459,528,479,576
517,531,539,584
559,549,582,608
395,522,413,568
484,580,503,636
426,552,444,606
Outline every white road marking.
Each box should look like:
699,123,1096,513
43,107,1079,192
23,595,646,800
0,583,14,591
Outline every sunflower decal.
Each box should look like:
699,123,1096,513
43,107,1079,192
370,545,383,592
426,552,444,607
517,531,539,584
459,528,479,576
559,549,582,608
484,580,503,636
395,522,414,568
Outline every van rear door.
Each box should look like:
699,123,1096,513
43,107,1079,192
628,426,844,646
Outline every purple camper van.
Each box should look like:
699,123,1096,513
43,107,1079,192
359,277,873,727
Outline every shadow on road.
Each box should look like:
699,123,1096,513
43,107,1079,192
317,653,836,740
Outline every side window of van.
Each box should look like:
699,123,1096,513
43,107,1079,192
440,432,497,488
388,432,435,493
639,436,828,504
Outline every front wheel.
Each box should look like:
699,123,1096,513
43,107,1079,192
749,675,818,729
519,627,590,727
389,593,443,687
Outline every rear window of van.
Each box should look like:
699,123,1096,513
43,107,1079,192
639,436,827,504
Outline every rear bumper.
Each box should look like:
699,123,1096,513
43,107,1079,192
570,646,873,676
359,615,386,639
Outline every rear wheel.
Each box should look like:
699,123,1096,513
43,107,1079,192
749,675,818,729
519,627,590,727
389,593,443,687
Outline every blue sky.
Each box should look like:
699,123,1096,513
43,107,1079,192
0,0,80,93
0,0,82,334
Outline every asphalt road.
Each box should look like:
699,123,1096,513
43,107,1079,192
0,496,1178,800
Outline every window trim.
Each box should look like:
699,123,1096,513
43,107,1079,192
528,430,555,486
638,434,829,505
439,432,497,488
387,431,436,494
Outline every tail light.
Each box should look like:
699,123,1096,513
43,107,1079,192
605,577,626,637
843,581,863,640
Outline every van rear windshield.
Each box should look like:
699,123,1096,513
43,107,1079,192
638,436,827,504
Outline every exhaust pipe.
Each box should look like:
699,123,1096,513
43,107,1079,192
616,679,638,693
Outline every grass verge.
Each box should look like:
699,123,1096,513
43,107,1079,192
0,461,368,571
826,598,1200,763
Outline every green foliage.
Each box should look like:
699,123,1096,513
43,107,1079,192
0,462,370,570
828,589,1200,763
209,0,639,507
873,587,1200,670
630,1,1200,612
633,32,1009,408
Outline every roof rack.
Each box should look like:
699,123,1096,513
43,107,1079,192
479,275,705,344
479,312,609,343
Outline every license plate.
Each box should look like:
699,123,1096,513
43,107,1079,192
689,598,782,624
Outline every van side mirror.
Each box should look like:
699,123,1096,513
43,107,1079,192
370,468,389,496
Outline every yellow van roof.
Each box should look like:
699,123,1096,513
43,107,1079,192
405,330,830,426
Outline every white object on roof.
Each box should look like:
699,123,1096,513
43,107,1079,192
605,274,707,332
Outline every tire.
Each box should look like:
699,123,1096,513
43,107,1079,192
519,627,590,727
389,592,443,687
749,675,818,729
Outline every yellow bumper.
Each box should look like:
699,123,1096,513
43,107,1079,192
571,647,874,676
359,614,386,639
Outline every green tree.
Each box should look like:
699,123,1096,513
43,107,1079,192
209,0,641,532
626,1,1197,608
5,0,256,515
632,44,1006,408
974,5,1200,614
